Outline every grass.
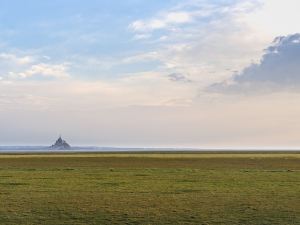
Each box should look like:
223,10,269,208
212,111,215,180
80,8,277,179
0,152,299,224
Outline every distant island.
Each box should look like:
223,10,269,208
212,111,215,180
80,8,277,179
49,136,71,150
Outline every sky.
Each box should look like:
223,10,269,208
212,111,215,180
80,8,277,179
1,0,300,147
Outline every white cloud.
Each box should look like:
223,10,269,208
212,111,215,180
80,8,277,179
14,63,70,79
133,34,152,40
0,51,70,80
121,51,159,64
0,71,196,113
128,0,300,94
127,0,268,90
240,0,300,37
129,11,193,32
0,53,34,65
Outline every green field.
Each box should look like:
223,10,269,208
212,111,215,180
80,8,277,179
0,152,299,225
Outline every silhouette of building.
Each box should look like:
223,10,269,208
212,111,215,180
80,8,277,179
50,136,71,150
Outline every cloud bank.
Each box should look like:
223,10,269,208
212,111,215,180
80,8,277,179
211,33,300,92
236,34,300,84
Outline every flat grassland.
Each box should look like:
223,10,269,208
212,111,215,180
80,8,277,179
0,152,299,225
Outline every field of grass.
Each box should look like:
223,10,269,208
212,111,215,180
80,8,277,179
0,152,299,224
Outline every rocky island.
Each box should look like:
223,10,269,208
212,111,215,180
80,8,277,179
49,136,71,150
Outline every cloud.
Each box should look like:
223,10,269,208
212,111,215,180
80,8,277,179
0,53,34,65
0,70,197,113
129,11,192,33
240,0,300,37
211,33,300,92
168,73,192,83
5,63,70,80
133,34,152,40
13,63,70,79
127,0,267,90
121,52,159,64
236,34,300,84
0,51,70,80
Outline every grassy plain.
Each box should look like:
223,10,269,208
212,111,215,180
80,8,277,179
0,152,299,225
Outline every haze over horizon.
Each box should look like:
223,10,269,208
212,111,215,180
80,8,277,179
1,0,300,148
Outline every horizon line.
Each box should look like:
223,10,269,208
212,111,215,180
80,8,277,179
0,145,300,151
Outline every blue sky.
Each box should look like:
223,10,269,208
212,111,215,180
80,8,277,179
1,0,300,147
0,0,178,72
0,0,246,80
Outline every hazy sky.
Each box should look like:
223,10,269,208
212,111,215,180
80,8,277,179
1,0,300,147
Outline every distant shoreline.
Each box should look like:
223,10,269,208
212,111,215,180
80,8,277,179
0,146,299,154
